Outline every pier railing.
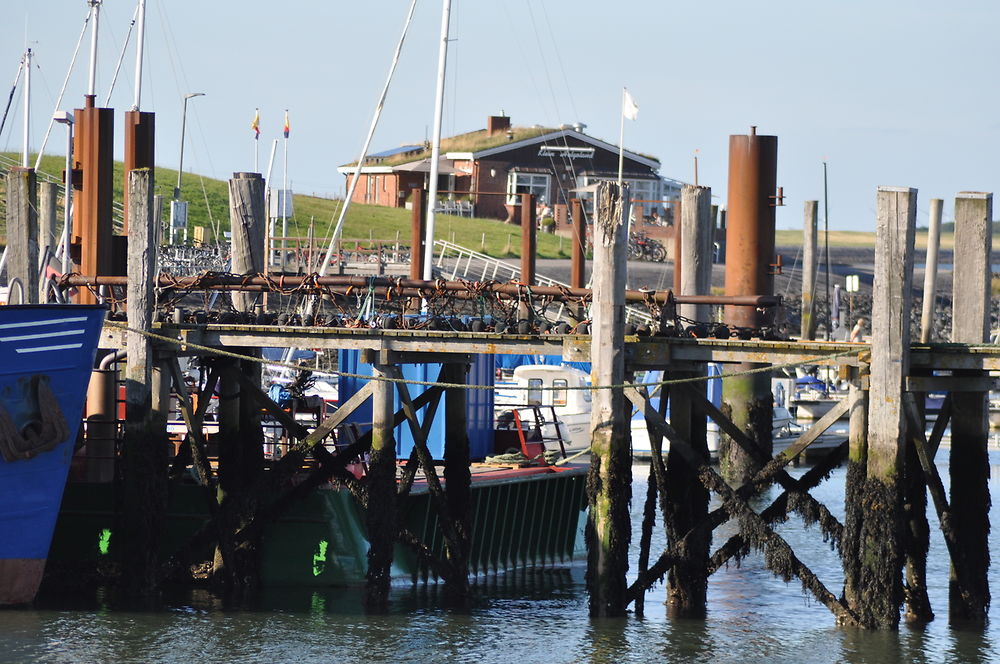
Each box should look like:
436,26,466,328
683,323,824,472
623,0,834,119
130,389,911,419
433,239,655,326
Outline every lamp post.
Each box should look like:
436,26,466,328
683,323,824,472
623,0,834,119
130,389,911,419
171,92,204,244
53,110,74,275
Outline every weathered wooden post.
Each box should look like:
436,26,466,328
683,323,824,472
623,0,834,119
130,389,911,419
586,181,631,617
365,363,396,612
849,186,916,629
918,198,943,344
6,167,39,304
719,128,778,483
948,191,992,624
665,183,713,616
442,361,471,604
800,200,819,340
678,184,713,324
229,172,266,313
122,168,167,595
842,374,869,611
38,182,57,301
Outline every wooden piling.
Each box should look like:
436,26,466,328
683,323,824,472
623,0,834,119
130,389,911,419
678,184,713,324
442,362,471,604
918,199,943,343
122,168,167,595
800,200,818,340
841,377,869,610
586,181,632,617
851,186,917,629
365,363,396,612
6,167,39,304
663,369,709,617
229,173,266,313
948,191,992,624
38,182,56,301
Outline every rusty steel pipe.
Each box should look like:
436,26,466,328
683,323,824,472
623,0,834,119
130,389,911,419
570,198,585,289
61,273,780,308
723,127,778,328
409,187,426,281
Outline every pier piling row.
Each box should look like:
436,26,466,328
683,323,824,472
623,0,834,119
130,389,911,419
6,160,998,629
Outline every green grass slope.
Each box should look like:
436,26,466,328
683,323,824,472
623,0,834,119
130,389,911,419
0,152,573,259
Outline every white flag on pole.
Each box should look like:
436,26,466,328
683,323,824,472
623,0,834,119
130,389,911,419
622,88,638,121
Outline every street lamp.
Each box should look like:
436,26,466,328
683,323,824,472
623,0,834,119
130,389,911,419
171,92,204,244
53,110,74,275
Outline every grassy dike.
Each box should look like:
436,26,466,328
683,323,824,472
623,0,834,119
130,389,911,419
0,152,573,259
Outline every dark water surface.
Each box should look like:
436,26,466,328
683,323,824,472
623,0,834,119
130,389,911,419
3,453,1000,664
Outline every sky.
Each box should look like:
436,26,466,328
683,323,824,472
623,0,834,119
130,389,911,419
0,0,998,231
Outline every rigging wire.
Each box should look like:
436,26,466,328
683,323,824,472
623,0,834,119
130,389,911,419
32,7,91,171
103,1,140,107
0,61,24,143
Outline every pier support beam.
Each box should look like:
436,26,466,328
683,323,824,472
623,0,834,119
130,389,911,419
849,186,916,629
365,364,397,612
6,167,39,304
122,168,167,596
214,353,265,592
719,128,777,483
800,201,818,340
586,181,632,617
948,191,992,624
664,368,709,617
442,362,471,604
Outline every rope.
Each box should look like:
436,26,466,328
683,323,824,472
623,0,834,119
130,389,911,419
105,320,862,394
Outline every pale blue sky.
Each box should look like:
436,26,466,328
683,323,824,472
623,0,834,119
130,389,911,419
1,0,997,231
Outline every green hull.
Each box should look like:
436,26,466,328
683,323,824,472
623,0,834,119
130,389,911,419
50,466,588,586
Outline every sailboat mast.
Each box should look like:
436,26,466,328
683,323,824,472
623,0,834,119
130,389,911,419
132,0,146,110
21,48,30,168
87,0,101,97
422,0,453,281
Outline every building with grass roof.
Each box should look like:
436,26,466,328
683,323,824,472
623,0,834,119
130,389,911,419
338,115,682,223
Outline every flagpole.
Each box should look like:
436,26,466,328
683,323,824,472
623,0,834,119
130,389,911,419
282,110,289,274
617,88,626,186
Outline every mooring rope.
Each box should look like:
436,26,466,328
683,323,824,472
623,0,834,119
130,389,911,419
104,320,862,393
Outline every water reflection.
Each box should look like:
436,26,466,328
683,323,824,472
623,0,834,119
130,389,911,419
5,456,1000,663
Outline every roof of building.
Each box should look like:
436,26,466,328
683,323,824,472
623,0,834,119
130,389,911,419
342,124,659,170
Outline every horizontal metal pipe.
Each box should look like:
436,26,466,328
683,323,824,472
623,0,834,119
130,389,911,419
60,273,781,307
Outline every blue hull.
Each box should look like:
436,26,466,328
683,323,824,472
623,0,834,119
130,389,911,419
0,305,105,605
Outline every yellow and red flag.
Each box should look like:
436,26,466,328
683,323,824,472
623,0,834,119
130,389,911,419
251,108,260,139
283,110,290,138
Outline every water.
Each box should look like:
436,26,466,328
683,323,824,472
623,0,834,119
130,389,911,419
4,454,1000,664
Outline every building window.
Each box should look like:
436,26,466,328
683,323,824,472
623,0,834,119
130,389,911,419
506,171,550,205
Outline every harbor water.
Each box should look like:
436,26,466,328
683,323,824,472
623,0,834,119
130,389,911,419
3,453,1000,664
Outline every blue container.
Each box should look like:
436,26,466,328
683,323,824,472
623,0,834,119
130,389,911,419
338,350,494,461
